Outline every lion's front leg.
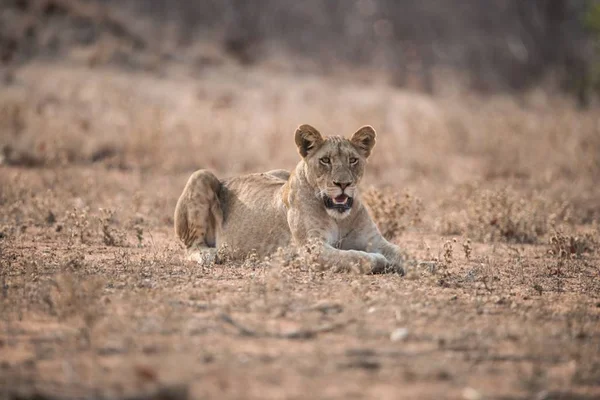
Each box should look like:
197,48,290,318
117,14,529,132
288,209,394,274
344,218,406,275
317,243,389,274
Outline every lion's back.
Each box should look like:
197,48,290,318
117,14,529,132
216,172,291,256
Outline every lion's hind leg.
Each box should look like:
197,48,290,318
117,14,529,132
174,170,223,263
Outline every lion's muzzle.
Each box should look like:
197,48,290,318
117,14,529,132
324,194,354,213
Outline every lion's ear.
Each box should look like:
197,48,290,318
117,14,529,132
295,124,324,158
350,125,376,158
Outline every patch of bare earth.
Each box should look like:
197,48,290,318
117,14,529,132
1,63,599,400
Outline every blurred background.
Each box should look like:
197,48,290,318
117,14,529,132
1,0,599,200
2,0,600,102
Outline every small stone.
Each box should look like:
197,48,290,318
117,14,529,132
390,327,409,342
462,387,482,400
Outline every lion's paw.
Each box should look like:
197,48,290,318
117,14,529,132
369,254,404,275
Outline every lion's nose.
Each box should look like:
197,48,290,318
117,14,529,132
333,181,351,191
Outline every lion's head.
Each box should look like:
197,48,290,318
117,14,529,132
294,124,376,219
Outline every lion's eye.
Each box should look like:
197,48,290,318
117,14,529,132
349,157,358,165
320,157,331,165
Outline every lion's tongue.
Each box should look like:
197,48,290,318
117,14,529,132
334,194,348,204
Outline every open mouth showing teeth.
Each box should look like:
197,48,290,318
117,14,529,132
324,194,354,213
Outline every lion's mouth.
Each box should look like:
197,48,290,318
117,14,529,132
324,194,353,213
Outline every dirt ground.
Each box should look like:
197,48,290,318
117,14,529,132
1,61,600,400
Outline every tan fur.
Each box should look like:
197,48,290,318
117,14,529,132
174,125,404,273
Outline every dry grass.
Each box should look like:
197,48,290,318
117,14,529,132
0,61,599,400
362,187,422,240
438,186,573,244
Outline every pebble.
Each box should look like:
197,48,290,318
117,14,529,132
462,387,482,400
390,327,409,342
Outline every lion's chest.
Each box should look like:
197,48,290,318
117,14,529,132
324,224,352,249
322,216,363,251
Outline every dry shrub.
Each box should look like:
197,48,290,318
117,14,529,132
64,206,130,247
213,243,244,265
362,187,422,240
98,208,127,247
549,231,596,259
67,207,92,245
467,188,548,243
462,238,472,260
267,245,312,271
440,186,571,244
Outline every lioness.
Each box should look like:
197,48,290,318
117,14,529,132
174,124,404,274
